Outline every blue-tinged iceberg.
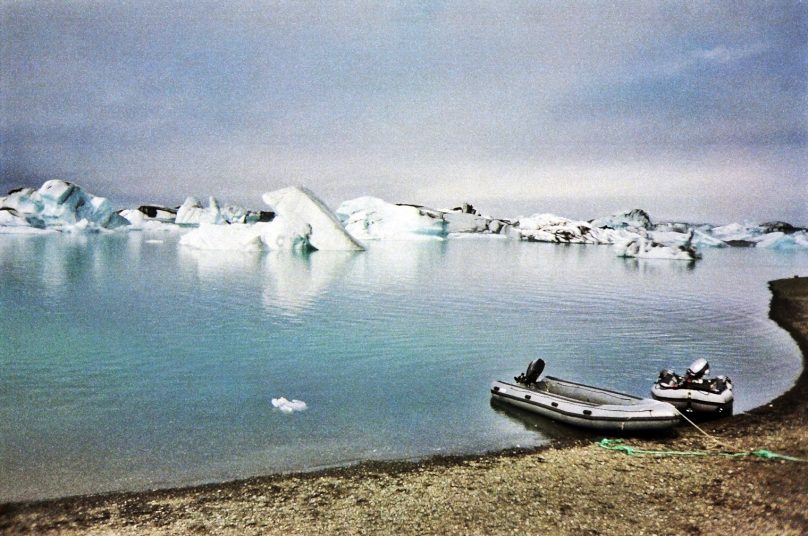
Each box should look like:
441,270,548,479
708,222,808,249
180,186,364,252
0,180,129,231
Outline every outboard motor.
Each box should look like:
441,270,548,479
686,358,710,379
515,359,545,385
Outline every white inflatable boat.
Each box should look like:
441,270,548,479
490,360,680,432
651,358,734,416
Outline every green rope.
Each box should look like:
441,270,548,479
597,438,808,462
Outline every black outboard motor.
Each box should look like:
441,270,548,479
686,358,709,380
515,359,545,385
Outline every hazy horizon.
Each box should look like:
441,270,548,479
2,1,806,225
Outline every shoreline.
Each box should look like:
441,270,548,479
2,277,806,534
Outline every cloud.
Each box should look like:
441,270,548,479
1,1,805,224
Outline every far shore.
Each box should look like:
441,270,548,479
2,277,806,535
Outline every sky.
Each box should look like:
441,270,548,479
1,1,806,224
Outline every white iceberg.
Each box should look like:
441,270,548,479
335,197,513,240
0,180,129,230
615,234,701,261
516,213,624,244
271,397,308,413
179,217,312,252
263,186,364,251
180,186,363,252
336,196,446,240
175,196,225,225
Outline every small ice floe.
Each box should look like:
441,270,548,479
615,232,701,261
271,397,308,413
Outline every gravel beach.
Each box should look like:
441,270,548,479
2,277,806,535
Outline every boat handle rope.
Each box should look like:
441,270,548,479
598,407,807,462
597,438,807,462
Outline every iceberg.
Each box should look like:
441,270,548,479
179,218,312,252
271,397,308,413
175,196,225,225
263,186,364,251
180,186,362,252
443,203,514,235
707,222,808,248
0,180,129,230
119,205,178,225
754,231,808,250
336,196,446,240
515,213,624,244
590,209,653,231
648,229,727,248
335,197,513,240
615,234,701,261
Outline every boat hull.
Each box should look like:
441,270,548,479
491,377,680,432
650,384,733,416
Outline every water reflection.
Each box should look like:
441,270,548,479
261,251,359,316
489,398,591,440
618,257,696,274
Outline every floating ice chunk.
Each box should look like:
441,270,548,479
0,180,128,230
258,215,313,251
516,213,622,244
590,209,653,231
336,196,446,240
180,223,266,251
119,205,178,225
176,196,224,225
179,217,312,251
649,229,727,248
119,208,181,231
755,231,808,249
263,186,364,251
271,397,308,413
0,207,36,227
0,207,52,234
615,235,701,261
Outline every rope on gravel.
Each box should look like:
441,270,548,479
597,438,808,463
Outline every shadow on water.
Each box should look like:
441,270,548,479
489,398,680,440
489,398,592,440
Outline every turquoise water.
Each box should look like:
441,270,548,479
0,232,805,501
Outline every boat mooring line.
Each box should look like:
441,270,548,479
597,438,807,463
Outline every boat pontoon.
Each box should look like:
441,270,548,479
651,358,733,416
490,360,680,432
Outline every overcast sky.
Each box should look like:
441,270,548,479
1,1,806,223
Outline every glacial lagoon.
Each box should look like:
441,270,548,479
0,232,805,501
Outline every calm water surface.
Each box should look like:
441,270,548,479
0,231,805,501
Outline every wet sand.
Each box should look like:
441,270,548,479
2,277,807,535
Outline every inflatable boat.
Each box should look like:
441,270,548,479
490,360,680,432
651,358,733,416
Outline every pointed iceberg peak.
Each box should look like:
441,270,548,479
262,186,364,251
